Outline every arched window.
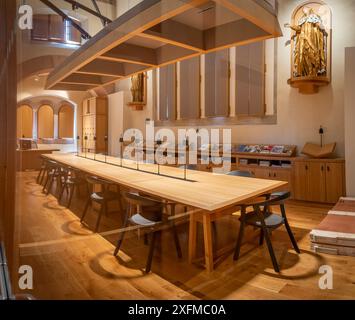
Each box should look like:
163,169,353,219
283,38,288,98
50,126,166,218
17,105,33,138
37,105,54,139
58,104,74,138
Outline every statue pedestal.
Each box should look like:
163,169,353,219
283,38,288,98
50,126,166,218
128,102,146,111
288,76,330,94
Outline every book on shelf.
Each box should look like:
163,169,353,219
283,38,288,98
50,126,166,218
259,160,271,167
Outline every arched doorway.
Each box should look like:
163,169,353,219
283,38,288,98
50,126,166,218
17,105,33,138
58,105,74,138
37,105,54,139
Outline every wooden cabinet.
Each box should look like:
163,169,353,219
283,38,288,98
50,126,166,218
293,159,345,203
82,97,108,153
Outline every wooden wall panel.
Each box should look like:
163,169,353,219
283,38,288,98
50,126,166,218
235,45,250,115
0,0,17,279
204,49,229,118
235,42,265,116
159,64,176,121
179,57,200,120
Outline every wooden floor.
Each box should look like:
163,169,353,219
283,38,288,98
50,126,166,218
14,171,355,300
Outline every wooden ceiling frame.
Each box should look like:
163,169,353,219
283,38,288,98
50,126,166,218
45,0,282,91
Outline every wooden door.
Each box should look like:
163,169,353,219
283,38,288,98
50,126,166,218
326,163,345,203
308,162,326,202
293,162,308,201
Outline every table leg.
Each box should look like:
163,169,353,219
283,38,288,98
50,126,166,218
203,213,214,272
188,211,197,264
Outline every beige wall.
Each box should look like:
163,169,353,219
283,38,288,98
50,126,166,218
345,47,355,196
113,0,355,158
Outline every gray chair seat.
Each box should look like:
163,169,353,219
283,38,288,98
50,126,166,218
91,190,118,202
130,214,159,227
244,212,285,228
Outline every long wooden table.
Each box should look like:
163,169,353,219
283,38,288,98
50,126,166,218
43,153,287,272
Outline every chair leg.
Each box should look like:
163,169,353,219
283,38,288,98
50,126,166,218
42,172,50,193
263,227,280,273
145,232,158,274
46,175,55,195
67,185,75,209
58,182,66,203
144,234,149,245
280,204,300,253
172,225,182,259
80,197,91,224
259,229,264,246
114,210,130,256
233,219,245,261
37,168,44,184
95,203,105,233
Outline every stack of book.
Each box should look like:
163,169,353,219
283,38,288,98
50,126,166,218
259,160,271,167
310,198,355,257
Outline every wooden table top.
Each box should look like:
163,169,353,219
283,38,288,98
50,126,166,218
43,153,287,212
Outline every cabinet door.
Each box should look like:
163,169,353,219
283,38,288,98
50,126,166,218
326,163,345,203
293,162,308,201
272,170,292,192
308,162,326,202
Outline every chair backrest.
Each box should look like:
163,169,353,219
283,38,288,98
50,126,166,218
227,170,253,178
252,191,291,208
121,192,164,208
86,176,112,186
180,164,198,171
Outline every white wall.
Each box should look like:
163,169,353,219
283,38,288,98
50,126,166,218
345,47,355,196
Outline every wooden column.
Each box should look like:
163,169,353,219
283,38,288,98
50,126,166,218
0,0,18,282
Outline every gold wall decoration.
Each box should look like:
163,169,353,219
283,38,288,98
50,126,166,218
128,72,147,110
287,1,332,94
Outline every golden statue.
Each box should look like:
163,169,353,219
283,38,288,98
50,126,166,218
130,73,145,103
287,7,328,78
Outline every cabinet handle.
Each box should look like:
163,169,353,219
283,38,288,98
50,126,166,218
305,165,308,170
321,166,324,172
274,173,277,178
327,166,330,172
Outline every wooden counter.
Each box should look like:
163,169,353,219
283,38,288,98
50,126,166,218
16,149,59,171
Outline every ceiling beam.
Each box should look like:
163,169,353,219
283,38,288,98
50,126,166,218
51,83,97,91
99,43,157,66
141,19,204,52
61,73,106,85
215,0,282,36
91,0,108,26
203,19,270,51
76,59,125,77
62,0,112,25
46,0,206,89
40,0,91,39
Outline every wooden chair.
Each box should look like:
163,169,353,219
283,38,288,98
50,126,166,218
42,160,63,195
234,191,300,272
114,192,182,274
80,176,123,232
37,157,48,184
58,166,87,208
